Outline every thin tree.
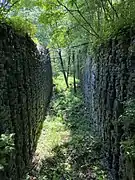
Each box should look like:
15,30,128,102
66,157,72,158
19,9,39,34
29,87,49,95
58,49,69,88
67,48,71,82
72,51,77,93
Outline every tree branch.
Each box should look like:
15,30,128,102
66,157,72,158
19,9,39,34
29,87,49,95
5,0,20,16
107,0,119,19
74,1,100,38
56,0,98,37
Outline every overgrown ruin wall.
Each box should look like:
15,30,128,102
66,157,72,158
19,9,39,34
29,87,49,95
0,24,52,180
83,27,135,180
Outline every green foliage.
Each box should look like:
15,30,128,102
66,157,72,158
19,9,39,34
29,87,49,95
121,139,135,159
119,99,135,159
0,133,14,170
26,75,107,180
1,0,135,48
34,0,135,48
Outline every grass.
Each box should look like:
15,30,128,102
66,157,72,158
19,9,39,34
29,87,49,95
27,74,107,180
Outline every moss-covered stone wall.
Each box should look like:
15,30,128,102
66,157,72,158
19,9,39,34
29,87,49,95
0,24,52,180
83,27,135,180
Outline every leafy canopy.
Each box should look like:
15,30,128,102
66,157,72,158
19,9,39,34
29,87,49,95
0,0,135,48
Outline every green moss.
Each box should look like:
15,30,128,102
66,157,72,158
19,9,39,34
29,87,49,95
6,16,36,37
0,15,36,39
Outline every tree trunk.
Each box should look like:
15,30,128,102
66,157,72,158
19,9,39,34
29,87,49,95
58,49,69,88
67,49,71,82
72,51,77,93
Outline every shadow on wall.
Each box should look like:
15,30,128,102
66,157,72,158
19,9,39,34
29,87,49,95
0,24,52,180
82,26,135,180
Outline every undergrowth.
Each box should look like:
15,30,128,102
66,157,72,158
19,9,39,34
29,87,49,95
27,75,107,180
119,99,135,161
0,133,14,170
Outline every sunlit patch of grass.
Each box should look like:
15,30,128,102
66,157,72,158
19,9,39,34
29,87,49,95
35,115,71,160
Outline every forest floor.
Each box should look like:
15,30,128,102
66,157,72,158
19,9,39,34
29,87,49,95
27,75,107,180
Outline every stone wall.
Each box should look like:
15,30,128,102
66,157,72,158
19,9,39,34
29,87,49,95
83,27,135,180
0,24,52,180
